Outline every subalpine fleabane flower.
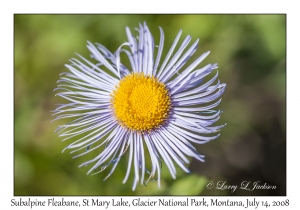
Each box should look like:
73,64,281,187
53,22,226,190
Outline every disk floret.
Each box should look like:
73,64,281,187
111,73,171,131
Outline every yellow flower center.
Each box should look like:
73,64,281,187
111,73,171,132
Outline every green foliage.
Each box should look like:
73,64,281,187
169,175,208,195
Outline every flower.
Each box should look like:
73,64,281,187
53,22,226,190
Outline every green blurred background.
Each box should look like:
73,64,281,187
14,15,286,196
